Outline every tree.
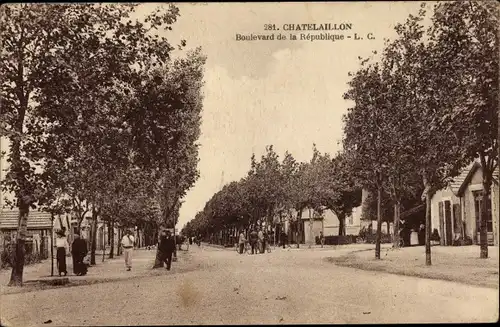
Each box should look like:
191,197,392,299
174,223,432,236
278,151,300,244
311,151,362,237
377,16,428,249
429,1,498,258
397,7,466,265
343,62,392,259
0,3,186,285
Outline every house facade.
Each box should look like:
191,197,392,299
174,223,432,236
299,206,363,244
0,209,52,260
431,162,499,246
278,189,367,245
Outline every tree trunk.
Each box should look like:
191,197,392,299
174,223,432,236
107,221,111,246
296,209,302,248
423,175,432,266
478,153,493,259
116,228,122,256
153,227,164,268
9,200,30,286
479,180,491,259
58,215,64,231
338,213,346,236
90,208,98,265
109,220,115,259
393,202,401,248
66,215,72,234
375,186,383,259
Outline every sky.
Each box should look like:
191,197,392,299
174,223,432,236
0,2,427,228
147,2,426,229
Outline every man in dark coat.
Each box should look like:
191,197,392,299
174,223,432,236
249,229,258,254
159,230,176,270
281,231,288,249
71,233,88,276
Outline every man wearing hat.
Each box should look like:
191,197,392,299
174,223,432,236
121,229,135,271
71,233,88,276
55,229,68,276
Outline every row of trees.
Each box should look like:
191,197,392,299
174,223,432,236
182,145,362,247
343,1,498,263
1,4,206,285
183,2,498,265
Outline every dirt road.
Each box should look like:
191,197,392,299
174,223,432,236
1,245,497,326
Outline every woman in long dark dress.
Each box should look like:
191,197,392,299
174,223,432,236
55,230,68,276
71,233,88,276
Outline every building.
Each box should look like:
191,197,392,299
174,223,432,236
0,209,53,260
299,206,363,244
278,189,367,245
431,162,499,246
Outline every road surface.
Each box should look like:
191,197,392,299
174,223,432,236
1,245,498,326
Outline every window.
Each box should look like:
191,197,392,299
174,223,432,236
348,215,353,225
473,191,493,233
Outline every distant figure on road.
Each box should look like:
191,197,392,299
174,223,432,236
249,229,258,254
189,236,193,245
418,223,425,246
159,230,176,270
238,230,246,254
263,229,270,253
71,233,88,276
320,231,325,248
121,229,135,271
281,231,288,249
55,229,68,277
257,228,264,254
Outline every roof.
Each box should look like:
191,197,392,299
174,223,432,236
449,162,479,195
0,209,52,230
448,161,499,196
401,204,425,219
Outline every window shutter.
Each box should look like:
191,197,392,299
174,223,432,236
438,201,444,245
453,203,461,235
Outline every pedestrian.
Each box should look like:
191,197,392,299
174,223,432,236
249,228,258,254
189,236,193,245
263,229,270,253
257,228,264,254
418,223,425,246
320,231,325,248
238,230,246,254
121,229,135,271
281,231,287,249
159,230,176,270
71,233,88,276
55,229,68,276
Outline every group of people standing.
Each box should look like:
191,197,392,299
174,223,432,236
55,227,138,276
189,235,201,247
54,228,88,277
238,228,271,254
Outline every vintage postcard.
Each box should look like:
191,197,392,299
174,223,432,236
0,1,498,326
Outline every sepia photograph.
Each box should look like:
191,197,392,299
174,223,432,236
0,1,498,325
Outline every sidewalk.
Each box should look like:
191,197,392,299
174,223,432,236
331,245,499,289
0,248,191,295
